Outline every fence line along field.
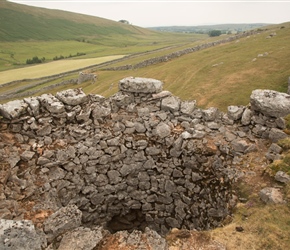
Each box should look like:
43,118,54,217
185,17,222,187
0,55,125,85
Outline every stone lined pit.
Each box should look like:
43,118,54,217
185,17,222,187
0,77,289,246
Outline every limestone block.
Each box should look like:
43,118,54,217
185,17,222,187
259,187,284,204
44,205,82,243
56,88,88,106
161,96,181,112
38,93,65,114
275,171,290,183
58,227,103,250
0,219,43,250
250,89,290,118
119,77,163,93
0,99,28,119
227,105,244,120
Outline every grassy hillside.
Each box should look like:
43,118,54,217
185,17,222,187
89,22,290,111
2,23,290,111
0,1,206,71
0,0,152,41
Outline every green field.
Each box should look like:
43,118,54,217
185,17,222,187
0,55,125,84
0,0,205,71
0,32,204,71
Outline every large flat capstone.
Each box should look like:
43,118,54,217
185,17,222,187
119,77,163,93
250,89,290,118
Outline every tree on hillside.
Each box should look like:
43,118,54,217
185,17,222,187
26,56,45,64
119,20,130,24
208,30,222,37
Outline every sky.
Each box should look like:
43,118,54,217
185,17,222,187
8,0,290,27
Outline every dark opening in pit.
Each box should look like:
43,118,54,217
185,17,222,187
106,209,148,233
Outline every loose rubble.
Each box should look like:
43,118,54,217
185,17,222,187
0,77,289,249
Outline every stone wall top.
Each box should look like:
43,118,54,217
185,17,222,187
119,77,163,93
250,89,290,118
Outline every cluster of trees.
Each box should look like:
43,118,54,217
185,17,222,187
208,30,222,37
25,52,86,64
53,52,86,61
26,56,45,64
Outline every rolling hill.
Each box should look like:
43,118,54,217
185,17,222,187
0,0,206,71
0,0,156,41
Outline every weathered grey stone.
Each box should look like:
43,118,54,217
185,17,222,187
107,170,122,184
161,96,180,112
36,125,52,136
268,143,283,154
227,105,244,120
268,128,288,142
203,107,219,121
180,100,196,115
192,172,203,182
143,227,168,250
231,139,249,153
191,130,206,139
224,131,236,142
56,88,88,106
152,90,172,100
135,122,146,133
91,104,111,118
259,187,284,204
44,205,82,242
181,131,192,139
276,117,286,129
76,108,91,122
20,151,35,161
156,123,171,138
275,171,290,183
119,77,163,93
107,137,120,146
146,146,161,155
112,228,168,250
0,219,43,250
241,108,252,125
78,72,97,85
208,208,227,218
207,122,220,130
288,76,290,95
37,156,51,166
0,100,28,119
137,107,150,117
38,94,65,114
24,97,40,116
250,89,290,118
96,174,109,186
58,227,104,250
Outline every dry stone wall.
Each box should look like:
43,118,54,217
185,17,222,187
0,77,289,249
103,30,260,71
